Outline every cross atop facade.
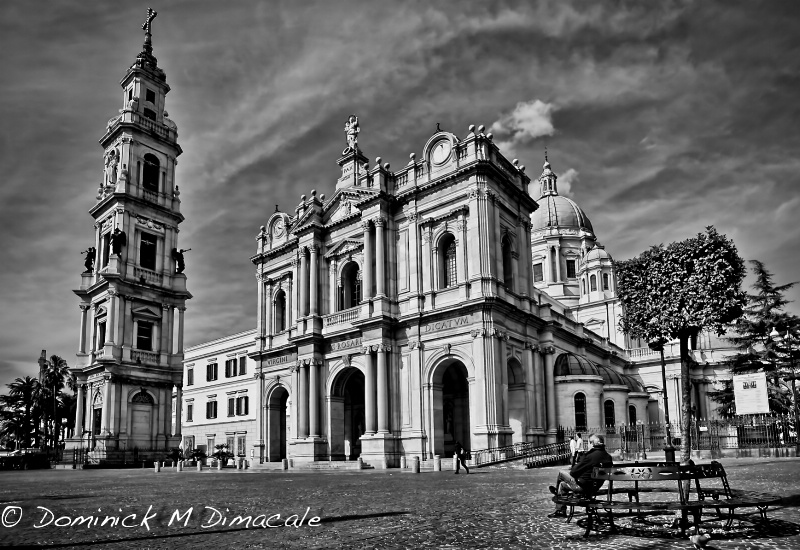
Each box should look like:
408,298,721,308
142,8,158,35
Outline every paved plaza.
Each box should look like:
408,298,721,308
0,457,798,549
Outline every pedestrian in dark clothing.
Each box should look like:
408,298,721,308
547,434,613,517
454,441,470,474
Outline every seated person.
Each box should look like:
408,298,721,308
547,434,613,518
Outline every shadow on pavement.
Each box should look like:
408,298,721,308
31,511,411,548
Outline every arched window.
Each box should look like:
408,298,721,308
604,400,616,427
574,393,586,431
602,273,610,291
438,233,457,289
142,153,160,193
274,290,286,332
338,262,361,310
502,235,513,288
590,274,597,292
629,404,637,425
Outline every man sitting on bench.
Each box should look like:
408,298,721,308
547,434,613,518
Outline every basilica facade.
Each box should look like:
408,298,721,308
182,120,656,466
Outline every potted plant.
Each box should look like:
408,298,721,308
211,444,233,467
187,448,206,466
165,447,183,467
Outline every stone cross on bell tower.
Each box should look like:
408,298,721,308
141,8,157,54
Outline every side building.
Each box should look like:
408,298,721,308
181,121,649,467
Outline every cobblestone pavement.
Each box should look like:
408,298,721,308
0,457,798,549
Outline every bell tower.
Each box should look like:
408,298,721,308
68,9,191,461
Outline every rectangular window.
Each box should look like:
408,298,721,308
145,88,156,104
225,358,237,378
533,263,544,282
140,232,157,271
237,435,246,457
206,363,218,381
128,88,133,102
183,436,194,450
186,403,193,422
239,356,247,375
206,438,214,453
228,397,235,417
236,396,249,416
206,401,217,419
136,321,153,351
101,232,111,268
187,368,194,386
226,436,235,452
96,322,106,349
566,260,576,279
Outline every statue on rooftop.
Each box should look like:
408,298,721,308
344,114,360,153
81,247,96,273
110,227,127,255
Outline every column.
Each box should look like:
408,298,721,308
105,290,117,344
298,361,308,438
542,345,557,434
176,307,186,354
121,295,132,348
75,384,86,438
554,244,562,282
101,377,112,435
78,305,89,354
256,274,266,344
160,303,170,353
291,256,300,324
375,218,386,297
174,385,182,436
286,278,294,327
364,346,376,434
299,249,309,317
407,212,420,294
524,343,536,434
329,261,338,312
533,346,545,431
491,193,503,281
362,221,373,299
420,227,432,293
309,360,319,437
309,245,319,315
377,344,390,434
265,281,273,347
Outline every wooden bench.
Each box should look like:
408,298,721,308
552,461,782,537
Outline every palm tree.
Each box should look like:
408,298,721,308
40,355,71,450
4,377,41,448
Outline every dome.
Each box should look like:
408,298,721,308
597,365,628,386
554,352,601,377
622,374,646,393
531,194,594,234
585,245,611,262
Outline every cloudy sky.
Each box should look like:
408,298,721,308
1,0,799,390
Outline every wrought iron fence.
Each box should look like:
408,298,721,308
558,414,797,453
470,440,570,467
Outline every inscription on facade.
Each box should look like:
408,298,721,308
329,337,362,352
264,355,291,367
423,315,470,333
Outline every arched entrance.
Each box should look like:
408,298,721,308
129,390,155,449
432,360,471,458
266,386,289,462
329,367,365,460
507,359,526,444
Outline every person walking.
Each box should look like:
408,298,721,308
569,433,584,466
454,440,470,474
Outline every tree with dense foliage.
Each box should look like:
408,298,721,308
707,261,799,416
0,376,42,449
616,227,747,464
40,355,74,449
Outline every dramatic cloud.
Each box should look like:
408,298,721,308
0,0,799,393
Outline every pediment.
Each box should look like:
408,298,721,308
324,238,363,259
321,187,377,225
583,317,606,327
132,305,162,319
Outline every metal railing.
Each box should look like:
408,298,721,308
470,440,570,468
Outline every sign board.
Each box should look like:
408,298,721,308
733,372,770,415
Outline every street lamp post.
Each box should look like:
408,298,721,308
649,338,676,462
770,328,800,456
